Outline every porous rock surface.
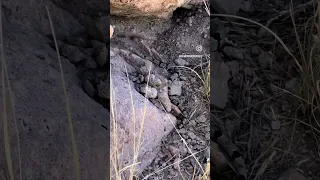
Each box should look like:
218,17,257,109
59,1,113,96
110,0,209,18
0,0,109,179
110,50,177,177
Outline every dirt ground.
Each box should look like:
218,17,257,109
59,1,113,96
111,5,210,180
210,0,320,180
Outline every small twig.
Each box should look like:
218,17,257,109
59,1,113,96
253,151,277,180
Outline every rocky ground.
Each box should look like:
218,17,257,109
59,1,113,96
211,0,320,180
110,3,210,180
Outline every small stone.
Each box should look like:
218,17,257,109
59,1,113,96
83,79,96,97
147,74,162,87
97,46,108,67
259,51,273,68
136,74,144,84
167,145,180,156
188,17,193,26
169,80,183,96
159,63,166,68
174,58,188,66
170,73,179,81
84,57,97,69
61,44,87,64
140,85,158,99
271,120,281,130
223,46,245,60
179,129,186,134
198,114,207,123
91,40,104,50
173,158,181,170
278,169,306,180
140,66,150,75
187,132,197,139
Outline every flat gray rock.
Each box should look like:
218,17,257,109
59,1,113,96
110,51,176,177
210,52,230,109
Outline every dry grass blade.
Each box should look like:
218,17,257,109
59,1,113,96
160,103,205,174
0,1,14,179
211,13,302,72
142,147,208,179
110,62,152,179
202,0,210,16
46,6,80,180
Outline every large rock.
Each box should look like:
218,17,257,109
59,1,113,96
211,0,243,15
210,52,230,109
51,0,109,16
0,2,108,180
110,50,177,177
110,0,184,18
3,0,85,39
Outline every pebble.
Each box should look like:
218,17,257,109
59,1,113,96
197,114,207,123
140,85,158,99
187,132,197,140
169,80,182,96
174,58,188,66
136,74,145,84
167,145,180,156
223,46,245,60
170,73,179,81
147,74,162,87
